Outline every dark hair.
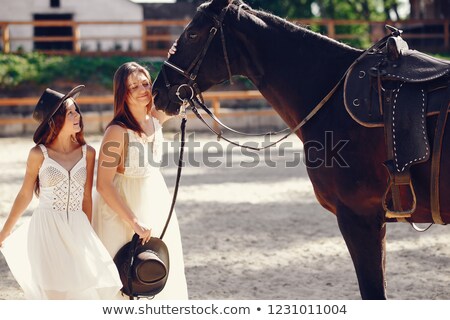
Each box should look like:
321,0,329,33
109,62,153,135
34,99,86,196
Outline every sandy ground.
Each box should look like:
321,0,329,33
1,132,450,300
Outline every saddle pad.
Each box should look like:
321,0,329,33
391,82,430,172
344,54,450,127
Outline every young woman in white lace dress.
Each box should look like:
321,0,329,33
92,62,188,299
0,86,122,299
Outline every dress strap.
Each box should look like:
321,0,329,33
38,144,48,158
152,116,162,131
81,144,87,158
126,128,134,139
152,116,163,144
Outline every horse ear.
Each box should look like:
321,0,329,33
209,0,232,12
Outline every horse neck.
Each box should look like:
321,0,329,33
231,13,361,132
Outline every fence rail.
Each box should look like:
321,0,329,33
1,18,449,56
0,91,270,131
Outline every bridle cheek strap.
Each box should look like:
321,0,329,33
162,4,234,104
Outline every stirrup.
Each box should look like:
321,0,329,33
383,179,417,219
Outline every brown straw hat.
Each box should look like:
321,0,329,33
32,85,84,144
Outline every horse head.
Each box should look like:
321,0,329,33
152,0,262,115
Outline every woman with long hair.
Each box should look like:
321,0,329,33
93,62,188,299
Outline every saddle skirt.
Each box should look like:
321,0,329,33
344,49,450,172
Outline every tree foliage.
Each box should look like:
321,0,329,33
250,0,407,20
178,0,407,20
246,0,316,18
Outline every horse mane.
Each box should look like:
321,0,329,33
228,2,357,52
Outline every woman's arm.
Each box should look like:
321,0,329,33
96,125,151,243
151,105,173,125
0,146,42,246
82,145,95,222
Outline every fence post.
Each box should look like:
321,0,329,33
73,23,80,54
141,22,147,52
2,24,10,53
327,20,335,39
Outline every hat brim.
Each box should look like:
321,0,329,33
114,235,170,298
33,85,84,144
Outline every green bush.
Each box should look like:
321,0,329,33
0,53,164,90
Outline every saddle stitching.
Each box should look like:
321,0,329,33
386,69,449,82
392,84,429,172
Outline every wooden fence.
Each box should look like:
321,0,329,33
1,19,449,56
0,91,271,133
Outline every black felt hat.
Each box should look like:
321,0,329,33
114,234,170,299
32,85,84,144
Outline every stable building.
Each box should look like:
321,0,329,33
0,0,143,53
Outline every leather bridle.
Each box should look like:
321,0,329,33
161,2,234,107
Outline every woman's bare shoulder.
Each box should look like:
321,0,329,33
85,144,96,158
29,145,44,160
27,145,45,169
103,124,128,143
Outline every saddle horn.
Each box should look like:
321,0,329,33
385,25,403,37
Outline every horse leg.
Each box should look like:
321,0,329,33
336,205,387,300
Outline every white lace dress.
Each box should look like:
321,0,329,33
92,117,188,300
0,144,122,299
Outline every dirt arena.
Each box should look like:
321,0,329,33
1,132,450,300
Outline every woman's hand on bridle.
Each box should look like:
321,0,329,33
168,41,177,58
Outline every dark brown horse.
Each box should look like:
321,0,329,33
152,0,450,299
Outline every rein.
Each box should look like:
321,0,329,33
184,40,396,151
160,117,186,239
188,82,342,150
194,94,290,137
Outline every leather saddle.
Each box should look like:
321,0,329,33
343,26,450,222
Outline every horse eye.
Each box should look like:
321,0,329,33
188,33,198,40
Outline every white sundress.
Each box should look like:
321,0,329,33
1,144,122,299
92,117,188,300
